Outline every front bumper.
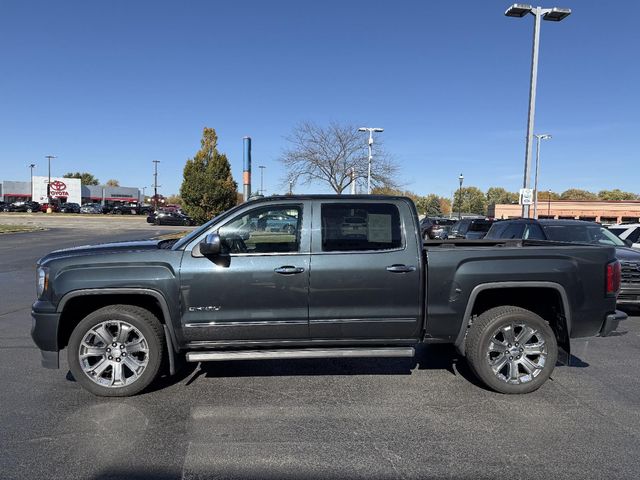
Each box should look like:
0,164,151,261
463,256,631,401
599,310,627,337
31,304,61,369
617,285,640,305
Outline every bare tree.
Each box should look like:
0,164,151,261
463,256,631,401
280,121,399,194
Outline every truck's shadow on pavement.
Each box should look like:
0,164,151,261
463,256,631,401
167,342,593,393
180,344,489,389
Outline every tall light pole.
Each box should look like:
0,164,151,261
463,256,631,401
505,4,571,218
358,127,384,194
152,160,160,210
458,173,464,220
288,180,293,195
533,133,552,218
259,165,266,196
45,155,56,204
28,164,36,201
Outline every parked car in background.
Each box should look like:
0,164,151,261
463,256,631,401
138,204,154,215
110,204,139,215
448,218,494,239
147,210,195,226
59,203,81,214
608,223,640,250
485,218,640,307
420,217,457,239
340,216,367,237
39,202,60,213
80,203,103,214
5,201,41,213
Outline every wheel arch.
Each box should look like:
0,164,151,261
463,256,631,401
455,282,571,357
56,288,179,354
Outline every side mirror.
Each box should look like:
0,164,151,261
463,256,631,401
199,233,222,256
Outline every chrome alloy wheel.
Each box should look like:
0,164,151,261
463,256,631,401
78,320,150,388
486,323,547,385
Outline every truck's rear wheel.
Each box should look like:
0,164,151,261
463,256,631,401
465,306,558,394
67,305,165,397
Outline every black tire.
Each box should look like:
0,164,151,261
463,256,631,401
465,306,558,394
67,305,165,397
26,208,33,213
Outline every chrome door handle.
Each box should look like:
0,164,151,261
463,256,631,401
386,264,416,273
274,266,305,275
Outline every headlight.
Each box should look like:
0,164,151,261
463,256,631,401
36,267,49,298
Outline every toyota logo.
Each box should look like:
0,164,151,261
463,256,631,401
50,180,67,192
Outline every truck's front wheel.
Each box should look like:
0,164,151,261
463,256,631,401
465,306,558,394
67,305,165,397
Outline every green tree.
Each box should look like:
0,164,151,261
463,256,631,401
597,189,638,201
453,186,487,215
486,187,518,205
439,197,452,217
537,190,560,201
105,179,120,187
180,127,238,223
560,189,598,200
415,194,445,216
63,172,99,185
164,194,182,205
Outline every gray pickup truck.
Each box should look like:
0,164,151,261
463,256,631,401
31,195,626,396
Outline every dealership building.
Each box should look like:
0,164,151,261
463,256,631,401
490,200,640,224
0,177,141,206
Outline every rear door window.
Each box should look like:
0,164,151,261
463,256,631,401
321,203,402,252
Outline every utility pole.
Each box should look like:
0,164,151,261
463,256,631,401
28,164,36,201
288,180,293,195
259,165,266,196
152,160,160,210
458,173,464,220
45,155,56,210
358,127,384,194
547,189,552,217
533,133,552,218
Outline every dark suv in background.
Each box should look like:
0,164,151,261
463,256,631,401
485,218,640,307
448,218,494,239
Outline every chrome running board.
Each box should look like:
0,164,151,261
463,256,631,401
186,347,415,363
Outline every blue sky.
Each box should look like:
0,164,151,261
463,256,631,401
1,0,638,198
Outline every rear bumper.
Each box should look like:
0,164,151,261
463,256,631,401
599,310,627,337
31,305,61,369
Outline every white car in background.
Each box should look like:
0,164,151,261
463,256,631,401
608,224,640,249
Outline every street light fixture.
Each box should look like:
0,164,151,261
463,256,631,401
533,133,552,218
504,3,571,218
358,127,384,194
458,173,464,220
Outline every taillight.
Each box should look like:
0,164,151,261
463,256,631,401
606,260,621,296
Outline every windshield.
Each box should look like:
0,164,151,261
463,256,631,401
542,224,625,246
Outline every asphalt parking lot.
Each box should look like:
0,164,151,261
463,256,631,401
1,221,640,479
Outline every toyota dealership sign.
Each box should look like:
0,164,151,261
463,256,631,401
33,176,81,204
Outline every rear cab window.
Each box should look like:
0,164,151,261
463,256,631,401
321,203,403,252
